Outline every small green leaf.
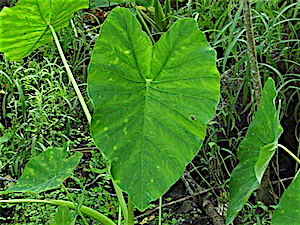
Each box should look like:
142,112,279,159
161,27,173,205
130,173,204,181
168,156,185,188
0,0,88,61
271,170,300,225
88,7,219,211
50,205,72,225
0,134,9,145
1,147,82,194
226,78,283,224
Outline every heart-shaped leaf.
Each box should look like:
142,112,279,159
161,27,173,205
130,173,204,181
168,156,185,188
1,147,82,194
0,0,88,61
226,78,283,224
271,170,300,225
88,7,219,210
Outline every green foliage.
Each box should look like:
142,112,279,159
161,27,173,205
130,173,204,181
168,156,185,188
153,0,167,31
89,0,120,8
0,56,86,175
136,0,153,7
50,205,72,225
0,0,88,61
226,78,283,224
271,170,300,224
0,0,299,224
1,146,82,194
0,198,116,225
0,195,57,224
239,201,273,225
88,7,219,210
0,50,115,223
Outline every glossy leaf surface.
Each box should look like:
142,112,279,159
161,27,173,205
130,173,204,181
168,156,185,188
226,78,283,224
1,147,82,194
0,0,88,61
271,170,300,225
88,7,219,210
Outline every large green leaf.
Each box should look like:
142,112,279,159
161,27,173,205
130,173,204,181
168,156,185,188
0,0,88,61
226,78,283,224
271,170,300,225
88,7,219,210
0,147,82,194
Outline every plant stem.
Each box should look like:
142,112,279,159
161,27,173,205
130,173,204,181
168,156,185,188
243,0,268,206
62,184,89,225
0,199,116,225
49,24,91,124
70,19,78,38
243,0,262,105
158,196,162,225
118,206,122,225
278,144,300,165
134,6,155,44
112,179,129,224
296,139,300,171
127,196,134,225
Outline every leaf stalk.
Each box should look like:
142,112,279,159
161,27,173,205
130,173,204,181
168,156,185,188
278,144,300,165
48,24,91,124
0,199,116,225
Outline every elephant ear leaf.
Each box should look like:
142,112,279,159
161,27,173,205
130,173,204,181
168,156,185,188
88,7,220,211
0,0,88,61
226,78,283,224
271,170,300,225
0,147,82,195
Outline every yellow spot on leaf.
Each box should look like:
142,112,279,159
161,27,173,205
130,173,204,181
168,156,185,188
112,57,119,64
123,127,127,135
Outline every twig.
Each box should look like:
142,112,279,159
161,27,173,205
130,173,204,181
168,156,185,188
66,188,117,196
271,177,294,185
182,169,225,225
0,176,18,182
135,188,214,220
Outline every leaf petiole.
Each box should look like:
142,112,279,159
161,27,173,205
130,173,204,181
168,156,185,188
48,24,91,124
278,144,300,165
0,199,116,225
